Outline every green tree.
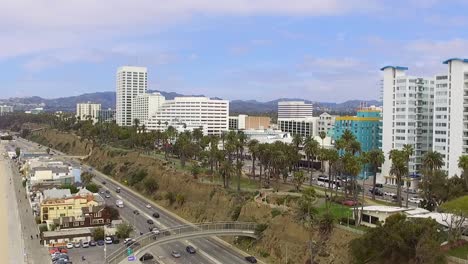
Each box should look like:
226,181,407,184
458,155,468,190
236,131,247,192
115,222,134,238
191,164,201,179
247,139,259,180
142,176,159,193
303,136,319,186
92,227,105,241
85,183,100,193
292,133,303,150
292,170,305,191
402,144,414,207
15,147,20,158
105,205,120,220
297,187,317,222
366,149,385,200
81,172,94,186
61,184,78,194
389,149,407,207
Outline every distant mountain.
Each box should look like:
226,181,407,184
0,91,381,114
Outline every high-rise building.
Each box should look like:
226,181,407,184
132,92,165,125
278,101,313,119
116,66,147,126
146,97,229,135
381,66,435,185
76,102,101,123
0,105,13,116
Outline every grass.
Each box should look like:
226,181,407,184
199,175,259,190
446,244,468,259
440,195,468,214
315,202,352,219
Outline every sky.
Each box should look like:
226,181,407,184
1,0,468,102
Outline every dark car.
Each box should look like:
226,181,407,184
116,187,121,193
105,190,110,194
147,219,154,225
89,240,96,246
112,238,120,244
133,210,139,215
97,240,105,246
245,256,257,263
375,183,384,188
186,245,196,254
152,212,160,218
102,181,106,185
369,188,384,196
139,253,154,261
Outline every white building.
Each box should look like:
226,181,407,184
116,66,147,127
317,112,336,135
278,101,313,119
381,66,434,183
132,92,165,125
76,102,101,123
146,97,229,135
0,105,13,116
277,117,318,138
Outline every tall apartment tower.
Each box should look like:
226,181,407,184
116,66,147,126
277,101,313,119
132,92,166,125
381,66,434,184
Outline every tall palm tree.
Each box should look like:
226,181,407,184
303,137,319,186
247,139,260,180
402,144,414,207
236,131,247,192
292,134,303,150
458,155,468,190
219,159,234,188
366,149,385,200
389,149,407,207
422,150,444,174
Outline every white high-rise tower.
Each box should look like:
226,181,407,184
116,66,147,126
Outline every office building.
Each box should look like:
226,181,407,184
317,112,336,135
0,105,13,116
277,117,318,137
132,92,165,125
25,107,44,114
381,66,435,185
97,108,116,123
146,97,229,135
278,101,313,119
76,102,101,123
229,115,271,130
116,66,147,126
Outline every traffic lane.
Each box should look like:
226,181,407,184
145,244,207,264
66,243,120,264
95,173,250,264
98,185,217,264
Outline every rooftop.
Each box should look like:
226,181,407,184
443,58,468,64
43,188,72,199
43,228,92,238
380,66,409,71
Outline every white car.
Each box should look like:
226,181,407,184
384,191,396,196
66,242,74,249
82,241,89,248
146,204,152,209
151,228,160,235
105,237,113,244
409,197,423,204
123,238,132,244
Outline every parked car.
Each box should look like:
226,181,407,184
89,240,96,247
112,238,120,244
97,240,105,246
409,197,423,204
186,245,196,254
133,210,139,215
105,237,113,244
245,256,258,263
73,241,80,248
342,200,360,206
152,212,160,218
171,251,181,258
105,190,110,194
139,253,154,261
369,188,384,196
101,181,106,185
82,241,89,248
384,191,396,196
66,242,73,249
147,219,154,225
124,238,132,244
375,183,384,188
403,188,418,194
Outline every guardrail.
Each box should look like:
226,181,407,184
105,221,258,264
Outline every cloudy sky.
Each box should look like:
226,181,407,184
1,0,468,102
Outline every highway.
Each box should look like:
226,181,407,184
15,137,258,264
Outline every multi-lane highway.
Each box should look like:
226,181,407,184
15,137,259,264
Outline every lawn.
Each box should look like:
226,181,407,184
440,195,468,214
446,244,468,259
315,202,352,219
199,176,259,190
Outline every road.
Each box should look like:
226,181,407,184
15,137,258,264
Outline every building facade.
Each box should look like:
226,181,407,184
116,66,147,127
277,117,318,137
381,66,434,183
317,112,336,135
146,97,229,135
278,101,313,119
0,105,13,116
132,92,165,125
229,115,271,130
97,108,116,123
76,102,101,123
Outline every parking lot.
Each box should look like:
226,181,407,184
65,243,120,264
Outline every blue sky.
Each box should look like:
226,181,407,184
2,0,468,102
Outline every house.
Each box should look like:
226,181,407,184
355,206,429,228
42,228,92,247
53,205,112,229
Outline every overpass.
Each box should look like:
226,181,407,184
105,222,258,264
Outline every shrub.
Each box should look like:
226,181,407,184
128,169,147,186
209,189,216,199
271,208,282,218
231,205,242,221
115,223,133,239
85,183,100,193
165,192,176,205
176,193,186,206
255,223,268,236
92,227,105,241
102,163,115,175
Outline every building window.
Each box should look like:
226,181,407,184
73,222,79,227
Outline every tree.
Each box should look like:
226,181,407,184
292,133,303,150
423,150,444,174
61,184,78,194
236,131,247,192
318,131,327,172
105,205,120,220
389,149,407,207
85,183,100,193
458,155,468,190
297,187,317,222
349,214,446,264
292,170,306,191
303,137,319,186
247,139,259,180
15,147,20,158
402,144,414,207
92,227,105,241
116,222,134,238
142,176,159,194
191,164,201,179
366,149,385,200
81,172,94,186
219,159,234,188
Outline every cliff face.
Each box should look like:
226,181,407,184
28,129,357,264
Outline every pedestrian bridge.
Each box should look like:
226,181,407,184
105,221,258,264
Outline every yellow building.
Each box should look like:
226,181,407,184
40,190,103,224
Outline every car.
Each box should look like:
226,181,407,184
89,240,96,246
116,187,121,193
105,237,113,244
97,240,105,246
409,197,423,204
375,183,384,188
102,181,106,185
113,238,120,244
66,242,73,249
74,241,81,248
368,188,384,196
147,219,154,225
146,204,152,209
133,210,139,215
171,251,181,258
100,191,105,194
245,256,258,263
151,228,160,234
186,245,196,254
51,253,69,262
105,194,111,198
152,212,160,218
139,253,154,261
384,191,396,196
82,241,89,248
123,238,132,244
342,200,360,206
58,247,68,253
105,190,110,194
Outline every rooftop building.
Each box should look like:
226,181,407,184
278,101,313,119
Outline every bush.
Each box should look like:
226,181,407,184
271,208,282,218
176,193,186,206
165,192,176,205
254,223,268,236
92,227,105,241
39,224,48,233
142,177,159,194
102,163,115,175
128,169,147,186
116,223,134,238
85,183,100,193
61,184,78,194
231,205,242,221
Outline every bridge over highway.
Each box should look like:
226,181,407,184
106,221,258,264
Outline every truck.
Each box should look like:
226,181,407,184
116,200,124,208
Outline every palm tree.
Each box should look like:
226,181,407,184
325,148,339,191
219,159,234,188
318,131,327,173
247,139,259,180
208,136,220,175
366,149,385,200
292,134,303,150
236,131,247,192
402,144,414,207
458,155,468,190
303,137,319,186
389,149,407,207
422,150,444,174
